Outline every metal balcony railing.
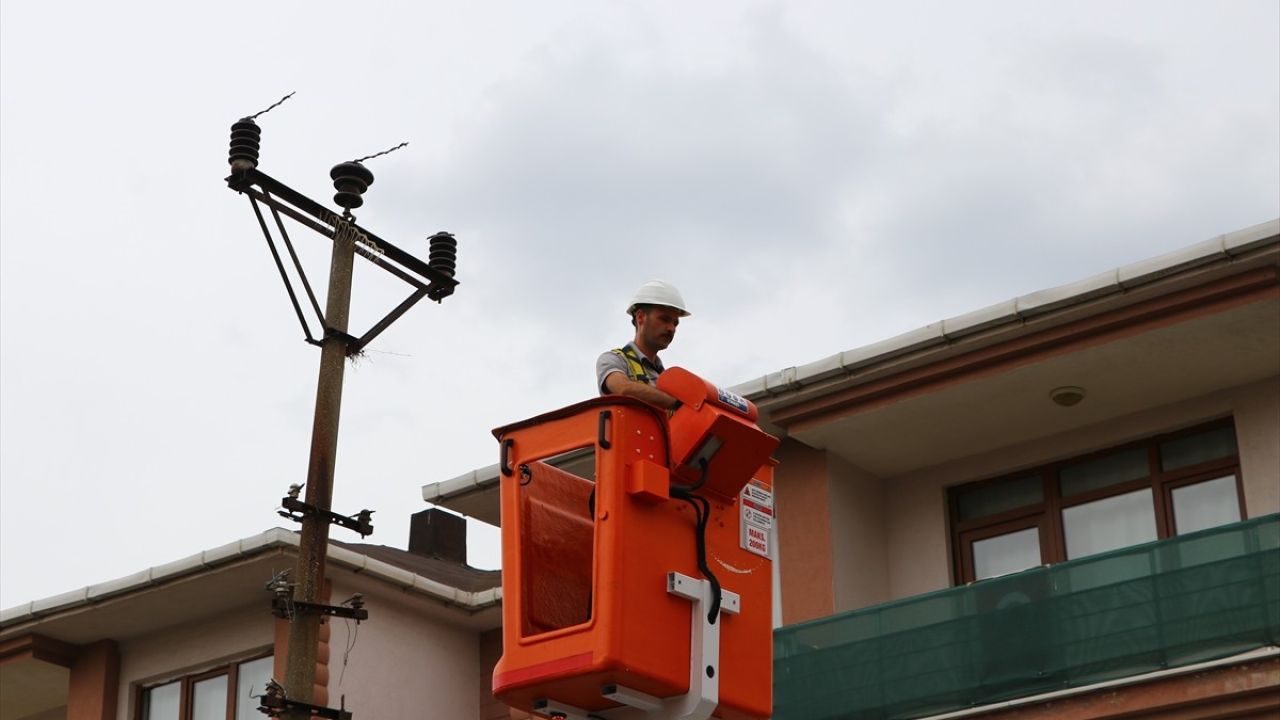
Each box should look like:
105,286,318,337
773,514,1280,719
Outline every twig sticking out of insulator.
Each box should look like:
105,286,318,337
428,232,457,278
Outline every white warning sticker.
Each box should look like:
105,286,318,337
742,482,773,508
743,524,770,558
742,507,773,528
740,478,774,559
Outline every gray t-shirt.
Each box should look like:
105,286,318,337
596,342,665,394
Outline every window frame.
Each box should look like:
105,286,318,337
950,418,1245,585
134,652,272,720
958,514,1049,582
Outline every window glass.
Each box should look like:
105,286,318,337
192,675,228,720
142,680,181,720
1160,425,1237,471
1172,476,1241,534
956,474,1042,521
1059,447,1148,496
235,656,275,720
1062,489,1157,559
972,527,1041,580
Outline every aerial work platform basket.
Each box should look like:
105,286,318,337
492,368,779,720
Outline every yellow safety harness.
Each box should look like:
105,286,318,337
611,346,653,383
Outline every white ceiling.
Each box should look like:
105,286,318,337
786,297,1279,477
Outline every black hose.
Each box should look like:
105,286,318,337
671,458,721,623
671,456,711,494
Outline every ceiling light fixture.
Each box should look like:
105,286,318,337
1050,386,1087,407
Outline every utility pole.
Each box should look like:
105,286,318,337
226,96,458,720
283,218,355,719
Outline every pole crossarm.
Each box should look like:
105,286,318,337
229,168,458,354
259,694,353,720
229,168,458,297
278,495,375,537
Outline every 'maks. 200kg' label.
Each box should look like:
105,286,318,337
739,478,774,559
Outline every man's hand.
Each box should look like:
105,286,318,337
603,372,680,410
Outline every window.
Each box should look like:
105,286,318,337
139,654,273,720
517,446,598,637
950,420,1243,584
972,526,1042,580
1061,488,1158,559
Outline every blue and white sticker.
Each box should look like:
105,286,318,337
717,386,750,414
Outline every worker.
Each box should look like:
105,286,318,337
596,279,689,411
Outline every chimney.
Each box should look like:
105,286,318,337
408,508,467,564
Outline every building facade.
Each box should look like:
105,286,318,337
0,510,503,720
751,218,1280,718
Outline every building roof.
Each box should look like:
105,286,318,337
0,527,502,638
329,538,501,594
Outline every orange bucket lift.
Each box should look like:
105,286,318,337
492,368,780,720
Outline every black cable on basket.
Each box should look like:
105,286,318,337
671,459,721,623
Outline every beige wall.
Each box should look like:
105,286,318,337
16,708,65,720
1235,377,1280,516
826,455,889,613
327,574,481,720
780,374,1280,615
100,569,488,720
117,602,274,719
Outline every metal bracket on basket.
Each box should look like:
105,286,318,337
530,572,740,720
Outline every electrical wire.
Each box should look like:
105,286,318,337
351,142,409,163
247,91,295,120
338,616,359,686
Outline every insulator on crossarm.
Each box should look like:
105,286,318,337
428,232,457,279
228,118,261,172
330,161,374,210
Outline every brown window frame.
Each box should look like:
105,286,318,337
134,652,272,720
950,418,1245,585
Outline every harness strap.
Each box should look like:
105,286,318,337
611,346,650,383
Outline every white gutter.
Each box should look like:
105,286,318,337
422,463,501,503
729,218,1279,402
0,528,501,628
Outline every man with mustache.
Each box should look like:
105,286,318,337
596,279,689,411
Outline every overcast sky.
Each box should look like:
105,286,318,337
1,1,1277,609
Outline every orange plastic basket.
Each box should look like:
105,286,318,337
492,392,776,719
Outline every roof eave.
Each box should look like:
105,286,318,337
0,528,502,630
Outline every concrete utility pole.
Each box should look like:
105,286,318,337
283,220,355,719
226,101,459,720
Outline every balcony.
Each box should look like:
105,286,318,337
773,514,1280,719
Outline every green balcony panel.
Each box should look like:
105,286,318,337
773,514,1280,720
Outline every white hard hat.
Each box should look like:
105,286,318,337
626,279,690,317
